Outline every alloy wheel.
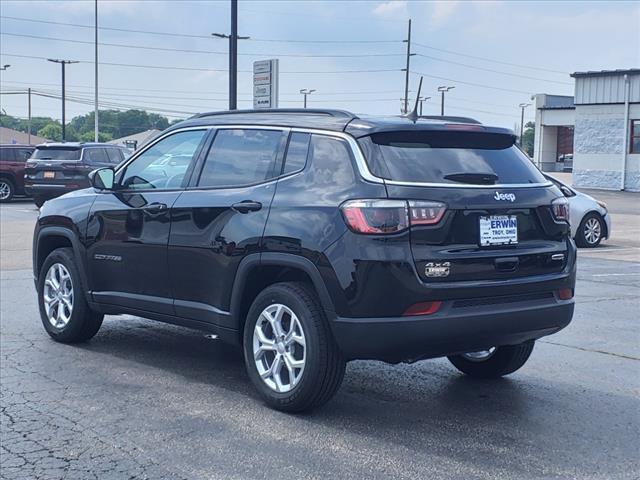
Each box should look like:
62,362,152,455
43,263,74,328
253,303,306,393
0,181,10,200
583,217,602,245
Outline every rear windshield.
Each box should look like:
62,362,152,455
358,131,546,185
32,147,81,161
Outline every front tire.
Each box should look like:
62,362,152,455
243,282,345,413
0,178,14,202
38,247,103,343
448,341,535,378
576,212,604,248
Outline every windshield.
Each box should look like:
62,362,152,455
358,131,546,185
32,147,81,161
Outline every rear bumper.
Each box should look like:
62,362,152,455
332,295,574,363
24,184,76,198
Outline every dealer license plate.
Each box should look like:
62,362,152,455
43,171,55,179
479,215,518,246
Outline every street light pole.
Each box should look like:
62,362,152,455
47,59,79,141
212,0,249,111
28,87,31,144
519,103,531,146
94,0,99,141
0,65,10,118
437,86,454,116
300,89,315,108
418,96,431,116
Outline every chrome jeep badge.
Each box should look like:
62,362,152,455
494,191,516,202
425,262,450,278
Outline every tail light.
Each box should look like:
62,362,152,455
551,197,570,223
341,200,446,234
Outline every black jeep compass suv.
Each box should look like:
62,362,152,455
32,109,575,412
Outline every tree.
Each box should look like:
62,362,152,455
522,121,535,157
79,131,113,143
37,123,63,142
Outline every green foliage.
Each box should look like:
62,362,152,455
1,109,175,143
522,121,535,157
37,124,63,142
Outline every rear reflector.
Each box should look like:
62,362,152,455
403,301,442,316
557,288,573,300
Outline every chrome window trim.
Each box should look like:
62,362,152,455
116,124,552,190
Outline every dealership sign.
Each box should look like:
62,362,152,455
253,59,279,109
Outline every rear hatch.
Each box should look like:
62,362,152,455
25,146,90,187
358,128,570,283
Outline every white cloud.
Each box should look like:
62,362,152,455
372,0,408,17
429,0,460,29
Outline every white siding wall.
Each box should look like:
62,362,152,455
574,74,640,105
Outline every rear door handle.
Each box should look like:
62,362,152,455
231,200,262,214
141,202,167,212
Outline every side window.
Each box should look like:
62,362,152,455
106,147,122,165
198,129,284,188
0,148,14,162
283,132,310,175
84,148,109,165
309,135,356,187
15,148,34,161
119,130,207,190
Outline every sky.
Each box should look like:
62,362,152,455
0,0,639,130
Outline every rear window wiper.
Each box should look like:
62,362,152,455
443,172,498,185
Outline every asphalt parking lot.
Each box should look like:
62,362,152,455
1,191,639,480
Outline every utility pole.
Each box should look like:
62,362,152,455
94,0,99,141
418,96,431,116
212,0,249,110
519,103,531,146
437,85,454,116
402,19,414,114
47,59,79,141
28,88,31,144
300,89,315,108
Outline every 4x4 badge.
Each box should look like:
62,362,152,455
425,262,450,278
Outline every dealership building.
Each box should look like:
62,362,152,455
533,68,640,191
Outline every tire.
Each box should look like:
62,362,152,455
575,212,604,248
243,282,346,413
33,196,47,208
447,341,535,379
0,178,14,203
37,247,103,343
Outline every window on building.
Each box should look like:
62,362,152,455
631,120,640,154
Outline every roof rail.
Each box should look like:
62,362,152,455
192,108,357,120
419,115,482,124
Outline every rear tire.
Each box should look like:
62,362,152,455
447,341,535,378
243,282,346,413
38,247,103,343
0,178,14,202
575,212,604,248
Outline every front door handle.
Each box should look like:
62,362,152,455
141,202,167,212
231,200,262,214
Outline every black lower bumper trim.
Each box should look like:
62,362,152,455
332,299,574,363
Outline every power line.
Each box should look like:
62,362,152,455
409,70,538,95
1,32,404,58
413,41,568,75
414,53,571,85
0,16,401,44
1,53,400,74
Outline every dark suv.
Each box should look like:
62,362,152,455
32,109,576,412
24,142,127,207
0,144,35,202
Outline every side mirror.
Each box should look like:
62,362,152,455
560,185,573,198
89,167,115,190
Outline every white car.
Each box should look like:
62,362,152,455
545,175,611,247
